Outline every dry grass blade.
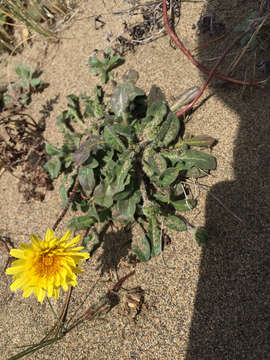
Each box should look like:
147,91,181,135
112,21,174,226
0,0,75,53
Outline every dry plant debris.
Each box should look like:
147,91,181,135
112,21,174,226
0,113,53,201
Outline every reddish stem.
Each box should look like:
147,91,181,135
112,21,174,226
176,30,249,118
111,270,136,293
162,0,262,87
52,175,79,231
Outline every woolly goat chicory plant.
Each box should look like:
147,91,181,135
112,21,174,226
44,58,216,262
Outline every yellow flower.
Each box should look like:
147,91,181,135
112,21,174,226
6,229,89,302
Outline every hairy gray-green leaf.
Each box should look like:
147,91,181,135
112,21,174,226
78,166,95,196
104,126,126,152
147,85,166,109
122,69,139,83
44,157,61,179
162,112,180,146
67,215,96,230
148,216,162,257
74,135,102,165
142,102,167,141
111,81,145,116
67,94,84,127
113,190,141,222
113,124,133,138
179,149,217,170
171,199,197,211
191,227,208,245
185,167,207,178
183,135,216,147
158,167,179,188
94,155,132,207
153,192,170,203
164,215,187,231
93,183,114,208
45,143,61,156
133,236,151,262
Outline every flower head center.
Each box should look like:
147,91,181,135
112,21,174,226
35,251,60,278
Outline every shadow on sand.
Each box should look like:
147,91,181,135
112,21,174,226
186,1,270,359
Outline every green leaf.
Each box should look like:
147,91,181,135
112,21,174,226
64,153,74,168
148,216,162,257
56,111,72,133
59,183,68,208
94,154,132,207
164,215,187,231
133,236,151,262
143,150,167,177
93,183,114,208
67,216,96,230
182,135,216,147
185,167,207,178
103,126,126,152
191,227,208,245
74,135,102,165
113,190,141,222
180,149,217,170
88,57,100,66
78,167,95,196
96,157,132,206
171,183,184,198
142,205,158,218
153,192,170,203
113,124,133,138
87,157,99,168
82,233,99,253
113,178,135,201
122,69,139,84
156,112,172,143
30,78,41,87
111,81,145,117
101,73,107,84
15,64,22,76
44,157,61,179
67,94,85,127
45,142,61,156
171,199,197,211
159,167,179,187
147,85,166,108
142,102,167,141
146,101,167,124
162,112,180,146
59,175,75,208
233,24,246,32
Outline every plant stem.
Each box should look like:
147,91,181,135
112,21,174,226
174,18,262,118
52,172,79,231
162,0,263,87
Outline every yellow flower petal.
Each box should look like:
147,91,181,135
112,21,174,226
60,230,72,243
45,229,54,242
38,288,46,303
9,249,26,259
64,235,81,248
22,287,33,298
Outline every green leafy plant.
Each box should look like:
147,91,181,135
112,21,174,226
88,48,125,83
45,64,216,262
3,64,41,108
233,11,259,50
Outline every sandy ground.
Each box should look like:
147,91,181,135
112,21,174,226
0,0,269,359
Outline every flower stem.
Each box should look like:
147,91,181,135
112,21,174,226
52,173,79,231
